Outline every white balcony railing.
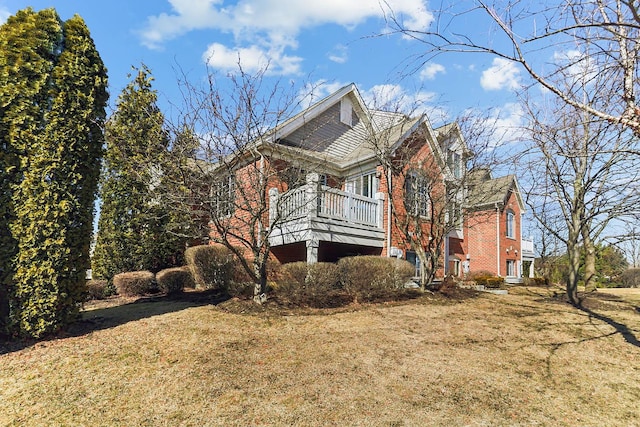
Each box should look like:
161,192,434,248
521,238,535,256
270,184,382,229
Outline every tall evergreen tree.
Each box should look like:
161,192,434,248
0,8,107,338
93,65,185,281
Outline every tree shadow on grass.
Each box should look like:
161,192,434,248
577,305,640,347
537,288,640,349
0,290,230,355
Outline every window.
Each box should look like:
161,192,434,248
211,174,236,217
406,251,421,278
447,200,462,228
506,260,516,277
447,150,462,179
346,171,378,198
506,210,515,239
405,172,430,217
449,259,460,277
446,185,463,229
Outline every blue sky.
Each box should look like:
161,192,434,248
1,0,524,132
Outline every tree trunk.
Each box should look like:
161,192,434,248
566,240,581,306
417,249,429,291
253,259,268,303
582,231,597,292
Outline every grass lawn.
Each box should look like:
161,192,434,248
1,286,639,426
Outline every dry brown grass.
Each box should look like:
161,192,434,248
1,286,639,426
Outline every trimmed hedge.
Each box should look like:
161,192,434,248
339,256,415,302
113,271,158,297
156,266,193,295
275,256,417,306
468,270,505,289
185,244,232,290
85,280,110,301
277,262,343,307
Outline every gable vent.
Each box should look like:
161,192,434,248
340,97,353,127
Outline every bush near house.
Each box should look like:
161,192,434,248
85,280,110,301
468,270,505,289
277,262,344,307
185,244,232,290
339,256,416,302
156,267,193,295
113,271,158,297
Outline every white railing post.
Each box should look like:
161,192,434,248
306,173,319,219
375,192,385,229
269,187,279,224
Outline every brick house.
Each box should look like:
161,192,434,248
460,169,535,282
209,83,534,281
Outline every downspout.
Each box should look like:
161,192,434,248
258,155,265,247
495,202,500,276
387,168,392,257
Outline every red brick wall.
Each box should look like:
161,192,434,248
377,138,447,278
464,188,521,277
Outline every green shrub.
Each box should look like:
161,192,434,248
468,270,505,288
85,280,109,300
620,268,640,288
156,267,193,295
185,244,232,290
113,271,158,297
485,276,505,288
338,256,415,302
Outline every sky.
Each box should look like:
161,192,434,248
0,0,524,132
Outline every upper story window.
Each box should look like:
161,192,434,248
447,149,462,179
211,173,236,217
346,171,378,198
405,172,431,218
506,209,515,239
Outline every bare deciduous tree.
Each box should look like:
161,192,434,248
162,67,322,302
387,0,640,138
520,77,640,304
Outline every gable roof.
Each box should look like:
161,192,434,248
467,169,524,211
200,83,445,177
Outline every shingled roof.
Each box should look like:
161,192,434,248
467,168,523,210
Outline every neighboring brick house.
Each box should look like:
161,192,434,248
209,83,533,281
458,169,535,281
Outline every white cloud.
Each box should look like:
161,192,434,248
362,84,439,116
419,63,445,80
553,49,596,85
298,80,350,109
481,58,521,91
0,7,11,24
480,103,525,148
140,0,432,75
328,44,348,64
202,43,303,75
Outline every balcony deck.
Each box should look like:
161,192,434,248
268,184,385,248
521,238,535,260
